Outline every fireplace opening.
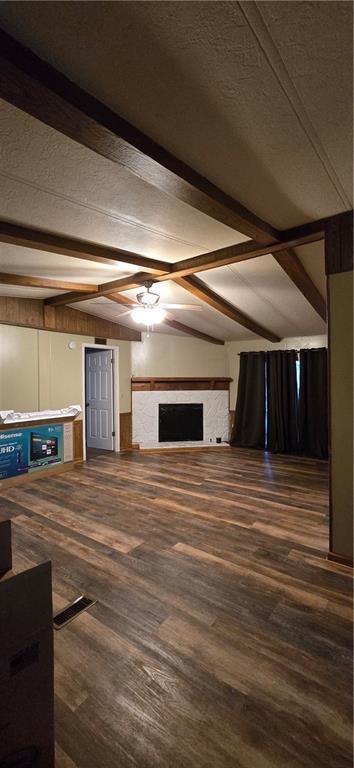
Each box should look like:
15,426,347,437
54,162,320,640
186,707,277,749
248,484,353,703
159,403,203,442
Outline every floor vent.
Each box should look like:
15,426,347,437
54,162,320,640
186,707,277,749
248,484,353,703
53,595,96,630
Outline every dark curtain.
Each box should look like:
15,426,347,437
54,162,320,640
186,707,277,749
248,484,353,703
299,348,328,459
230,352,265,448
266,350,299,453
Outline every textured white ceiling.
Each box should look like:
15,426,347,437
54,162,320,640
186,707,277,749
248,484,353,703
0,1,351,227
258,1,353,204
0,102,327,340
0,100,247,262
69,253,326,342
0,238,326,340
74,287,257,343
0,244,139,283
0,2,337,341
0,285,60,300
294,241,326,298
195,252,326,339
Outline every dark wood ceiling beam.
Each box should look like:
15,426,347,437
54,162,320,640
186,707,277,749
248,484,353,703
174,275,281,342
45,273,149,306
0,271,98,292
0,30,333,319
278,215,344,243
163,316,224,346
107,293,224,345
169,229,325,279
0,219,170,274
0,217,327,320
108,294,141,308
272,249,327,322
0,217,328,322
0,28,278,242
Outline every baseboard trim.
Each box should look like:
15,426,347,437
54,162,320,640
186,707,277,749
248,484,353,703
139,445,232,454
327,551,353,569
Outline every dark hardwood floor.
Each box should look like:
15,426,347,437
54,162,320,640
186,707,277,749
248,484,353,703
0,448,352,768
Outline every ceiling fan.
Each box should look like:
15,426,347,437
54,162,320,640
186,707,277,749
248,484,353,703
117,281,202,327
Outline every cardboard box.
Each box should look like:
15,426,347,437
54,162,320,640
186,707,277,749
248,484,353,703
0,522,54,767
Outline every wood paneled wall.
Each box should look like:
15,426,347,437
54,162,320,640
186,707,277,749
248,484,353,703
0,296,140,341
73,420,84,462
0,296,43,328
44,304,140,341
325,211,353,275
120,412,132,450
74,416,132,455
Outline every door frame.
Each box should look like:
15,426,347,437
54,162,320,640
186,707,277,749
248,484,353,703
82,343,120,461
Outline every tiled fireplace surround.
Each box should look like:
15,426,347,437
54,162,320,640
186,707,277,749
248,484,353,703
131,377,232,449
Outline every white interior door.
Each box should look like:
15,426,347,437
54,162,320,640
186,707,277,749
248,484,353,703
85,350,114,450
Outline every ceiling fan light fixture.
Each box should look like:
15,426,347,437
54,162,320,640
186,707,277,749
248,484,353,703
136,280,160,307
137,290,160,306
131,306,166,326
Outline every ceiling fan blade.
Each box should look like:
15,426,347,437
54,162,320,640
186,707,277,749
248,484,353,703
162,303,202,310
115,309,133,318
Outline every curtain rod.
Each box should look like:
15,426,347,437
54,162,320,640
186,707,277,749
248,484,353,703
237,348,326,355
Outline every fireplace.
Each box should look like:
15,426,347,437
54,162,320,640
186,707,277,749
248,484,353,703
159,403,203,442
132,378,231,449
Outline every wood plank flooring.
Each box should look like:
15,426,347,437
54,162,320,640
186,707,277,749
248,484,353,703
0,448,352,768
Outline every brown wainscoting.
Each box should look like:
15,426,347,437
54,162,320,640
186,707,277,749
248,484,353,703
73,419,84,462
131,377,232,392
120,412,132,450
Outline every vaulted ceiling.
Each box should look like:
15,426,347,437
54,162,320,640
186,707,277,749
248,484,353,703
0,1,352,343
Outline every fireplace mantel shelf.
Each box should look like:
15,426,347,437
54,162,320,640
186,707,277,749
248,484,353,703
131,377,232,391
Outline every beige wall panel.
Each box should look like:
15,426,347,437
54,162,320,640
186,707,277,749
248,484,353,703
0,325,133,420
0,324,39,411
107,339,132,414
226,335,328,406
38,331,95,411
39,334,132,415
329,272,353,561
131,333,228,379
37,330,51,409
